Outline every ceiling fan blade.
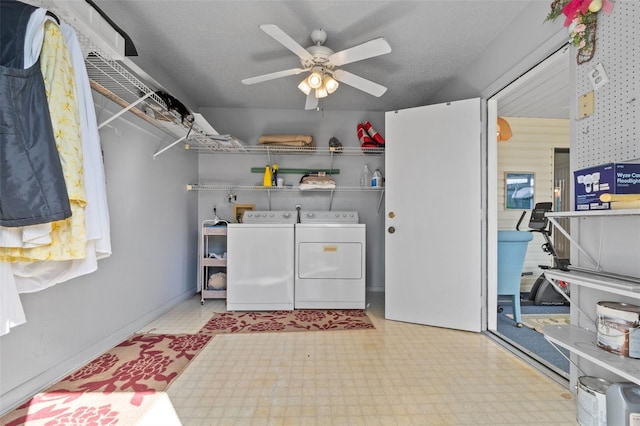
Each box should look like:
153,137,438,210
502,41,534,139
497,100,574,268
333,69,387,97
305,92,318,110
329,38,391,66
241,68,307,85
259,24,313,61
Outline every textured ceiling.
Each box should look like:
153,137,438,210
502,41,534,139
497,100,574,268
90,1,568,117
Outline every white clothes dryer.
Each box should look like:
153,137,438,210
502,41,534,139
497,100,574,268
295,211,366,309
227,211,296,311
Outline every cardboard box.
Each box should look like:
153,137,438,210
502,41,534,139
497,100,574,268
574,163,640,210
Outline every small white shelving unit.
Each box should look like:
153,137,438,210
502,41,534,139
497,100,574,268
541,209,640,385
199,221,228,304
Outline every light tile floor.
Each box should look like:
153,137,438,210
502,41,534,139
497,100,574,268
140,293,577,425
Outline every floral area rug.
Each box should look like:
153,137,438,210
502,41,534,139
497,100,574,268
198,309,375,335
1,333,211,425
2,309,373,425
506,313,571,333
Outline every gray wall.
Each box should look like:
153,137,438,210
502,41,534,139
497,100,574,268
197,107,386,291
0,95,199,413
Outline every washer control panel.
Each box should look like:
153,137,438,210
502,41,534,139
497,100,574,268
299,211,359,224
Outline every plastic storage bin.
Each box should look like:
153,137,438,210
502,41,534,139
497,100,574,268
498,230,533,325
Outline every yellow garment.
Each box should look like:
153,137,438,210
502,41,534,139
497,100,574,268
0,21,86,262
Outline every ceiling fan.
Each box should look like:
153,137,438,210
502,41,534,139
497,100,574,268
241,24,392,110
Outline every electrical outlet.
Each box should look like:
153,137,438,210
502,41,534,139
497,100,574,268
588,63,609,90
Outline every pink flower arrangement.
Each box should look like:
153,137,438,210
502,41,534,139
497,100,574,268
547,0,614,63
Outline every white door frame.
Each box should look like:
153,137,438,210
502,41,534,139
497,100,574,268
484,44,569,332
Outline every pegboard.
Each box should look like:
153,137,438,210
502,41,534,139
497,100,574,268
574,0,639,169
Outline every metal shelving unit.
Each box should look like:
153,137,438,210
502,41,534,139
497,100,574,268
187,184,384,192
187,185,385,212
543,324,640,385
187,145,384,156
83,48,236,158
545,209,640,269
541,210,640,385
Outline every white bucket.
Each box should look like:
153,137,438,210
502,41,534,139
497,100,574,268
596,301,640,358
577,376,611,426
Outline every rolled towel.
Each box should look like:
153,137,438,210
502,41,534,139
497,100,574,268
258,134,313,145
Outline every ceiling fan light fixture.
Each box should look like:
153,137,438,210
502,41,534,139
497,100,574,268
243,25,391,109
298,78,311,95
323,75,339,94
315,86,328,99
307,71,323,89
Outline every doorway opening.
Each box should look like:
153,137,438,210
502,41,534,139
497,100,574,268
488,45,571,380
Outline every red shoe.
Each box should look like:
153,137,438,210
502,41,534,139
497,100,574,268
364,121,385,145
357,123,373,145
360,141,379,153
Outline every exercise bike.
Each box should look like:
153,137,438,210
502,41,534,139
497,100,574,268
526,202,570,305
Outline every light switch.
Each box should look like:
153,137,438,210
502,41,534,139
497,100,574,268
578,91,594,118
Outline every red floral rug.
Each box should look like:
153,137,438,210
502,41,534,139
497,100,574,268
1,333,211,425
199,309,375,335
2,309,373,425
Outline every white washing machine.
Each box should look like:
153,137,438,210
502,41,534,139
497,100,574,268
227,210,296,311
295,211,366,309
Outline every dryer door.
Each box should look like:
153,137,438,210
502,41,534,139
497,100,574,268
298,241,363,279
295,225,366,309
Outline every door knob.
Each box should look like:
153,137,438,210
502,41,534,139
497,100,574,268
388,226,395,234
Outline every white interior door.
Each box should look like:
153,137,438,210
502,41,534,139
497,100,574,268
385,98,483,332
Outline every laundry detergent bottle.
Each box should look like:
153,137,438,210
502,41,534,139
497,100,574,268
372,169,383,187
263,165,272,187
271,164,279,186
